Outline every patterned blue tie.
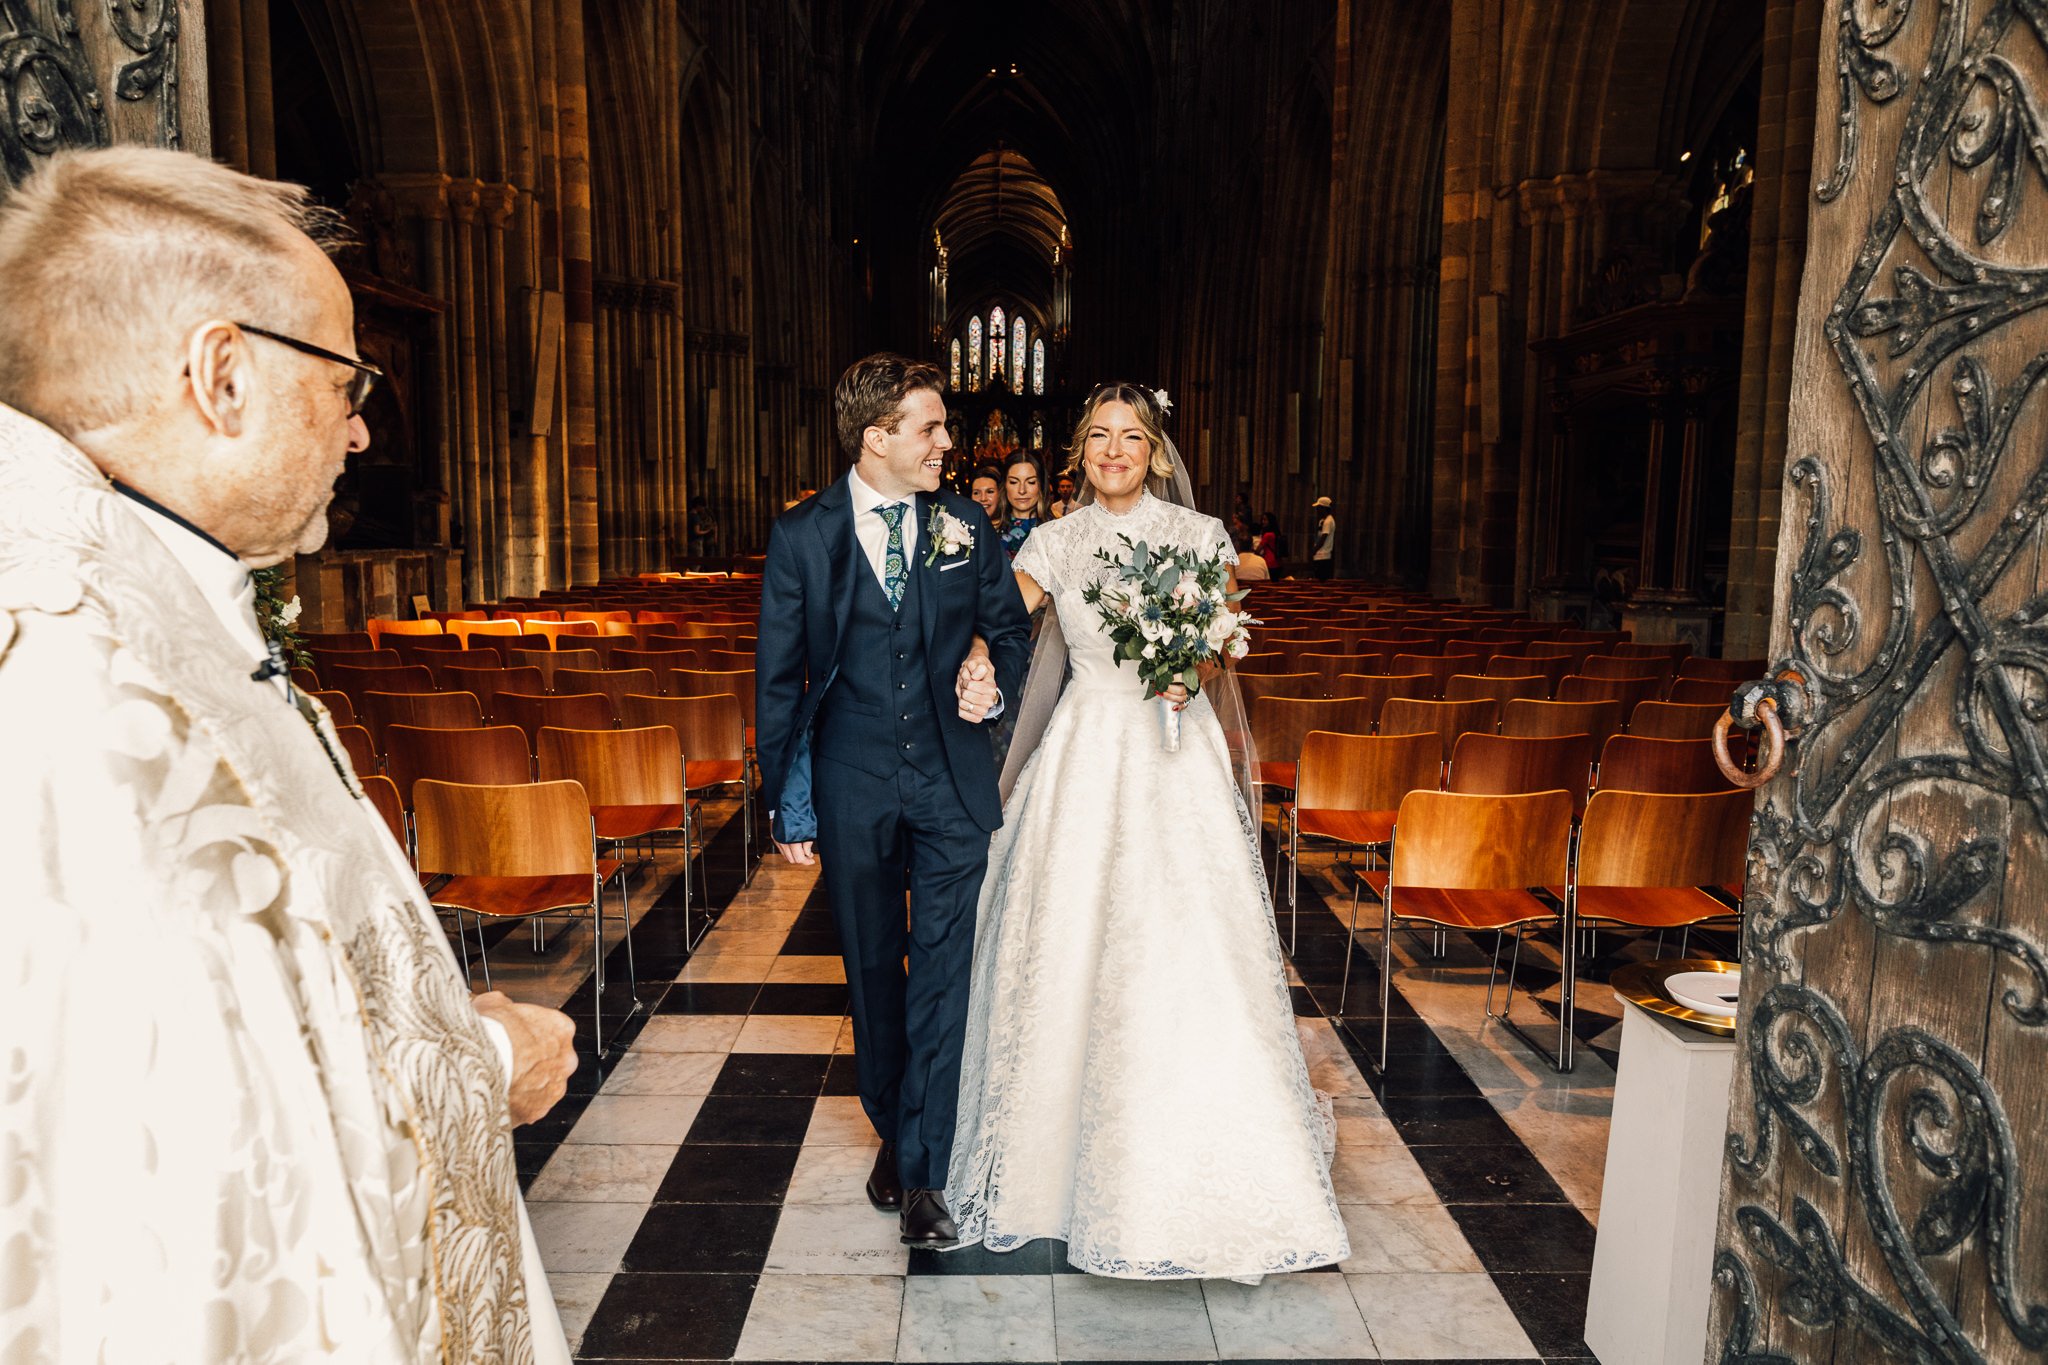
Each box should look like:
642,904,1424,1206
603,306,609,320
877,502,909,610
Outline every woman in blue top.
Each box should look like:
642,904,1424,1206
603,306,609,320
999,453,1049,559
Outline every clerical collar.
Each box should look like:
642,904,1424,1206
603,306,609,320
112,481,240,562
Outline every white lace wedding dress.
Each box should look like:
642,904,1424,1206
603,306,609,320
945,492,1349,1279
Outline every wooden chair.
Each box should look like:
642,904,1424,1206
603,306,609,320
492,608,561,623
1667,677,1734,707
334,723,377,775
672,668,757,731
329,663,434,711
1235,672,1324,705
1484,653,1573,695
1628,700,1726,741
1581,654,1675,687
707,648,756,672
387,635,464,668
1379,697,1500,767
1281,730,1441,950
621,691,756,905
1502,698,1624,753
555,668,659,722
1448,731,1596,816
413,779,638,1053
360,774,407,851
360,689,485,756
1353,788,1576,1070
1613,640,1693,662
1444,673,1550,710
1301,653,1385,694
1325,673,1437,728
366,618,444,649
1355,634,1420,656
420,647,508,687
1597,735,1732,794
301,631,373,652
309,689,355,726
1677,656,1768,684
1274,638,1344,670
442,664,547,721
611,647,701,691
1234,651,1288,675
538,725,694,902
308,647,401,675
1392,653,1484,699
1249,696,1378,793
522,620,603,649
386,724,533,811
1566,788,1751,956
1557,673,1667,722
507,648,604,690
290,665,322,694
498,691,614,748
447,618,524,649
566,610,633,630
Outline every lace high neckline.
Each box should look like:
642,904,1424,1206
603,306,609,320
1091,490,1153,521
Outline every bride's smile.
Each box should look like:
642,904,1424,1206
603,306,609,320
1080,399,1155,511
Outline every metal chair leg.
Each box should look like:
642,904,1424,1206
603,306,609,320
1287,813,1300,952
474,913,493,989
1338,869,1365,1013
1378,896,1396,1071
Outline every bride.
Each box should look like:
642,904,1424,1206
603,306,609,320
945,383,1348,1278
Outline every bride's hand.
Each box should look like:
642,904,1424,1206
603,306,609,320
1162,682,1190,711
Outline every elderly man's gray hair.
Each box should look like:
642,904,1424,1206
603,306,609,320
0,147,345,438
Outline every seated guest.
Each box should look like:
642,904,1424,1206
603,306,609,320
1000,453,1049,559
0,147,576,1361
1235,536,1272,581
969,464,1004,527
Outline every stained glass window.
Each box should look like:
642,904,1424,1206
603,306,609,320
1011,318,1028,390
967,316,983,390
1031,338,1046,396
989,306,1006,386
950,338,962,391
1031,413,1045,447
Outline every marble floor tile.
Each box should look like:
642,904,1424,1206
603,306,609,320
528,1142,679,1203
763,1201,911,1275
898,1275,1057,1362
1051,1276,1217,1361
677,952,780,982
691,929,796,957
564,1093,705,1145
786,1143,887,1204
806,1094,885,1147
768,954,848,983
1201,1274,1377,1359
630,1012,748,1053
546,1270,610,1353
836,1016,860,1053
1337,1201,1484,1274
710,908,804,934
733,1273,905,1361
525,1200,646,1273
1347,1270,1537,1359
602,1049,726,1096
1330,1141,1439,1204
735,1014,846,1054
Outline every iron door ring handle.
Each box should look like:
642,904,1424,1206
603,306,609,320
1714,696,1784,789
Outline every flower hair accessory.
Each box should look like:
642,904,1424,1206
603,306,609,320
1152,388,1173,415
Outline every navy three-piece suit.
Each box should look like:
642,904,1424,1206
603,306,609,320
755,470,1032,1188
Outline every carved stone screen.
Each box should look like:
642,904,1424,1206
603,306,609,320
0,0,207,191
1711,3,2048,1360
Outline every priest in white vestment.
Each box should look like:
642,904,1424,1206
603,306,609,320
0,148,575,1362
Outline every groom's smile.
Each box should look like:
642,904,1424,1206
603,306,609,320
858,385,951,500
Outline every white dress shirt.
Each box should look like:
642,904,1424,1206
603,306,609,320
848,465,921,590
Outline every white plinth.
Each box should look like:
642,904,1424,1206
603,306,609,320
1583,993,1738,1365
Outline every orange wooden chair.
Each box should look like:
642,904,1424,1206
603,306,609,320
386,723,533,811
1275,638,1345,670
1282,730,1441,950
333,723,377,775
507,648,604,690
1581,654,1675,688
309,647,400,676
1445,673,1550,710
1392,653,1484,699
301,631,372,652
1249,696,1378,794
360,688,485,756
414,779,639,1053
447,618,523,649
566,610,633,630
1235,672,1324,705
1354,788,1577,1070
1557,673,1666,722
499,691,614,748
443,664,547,721
1667,677,1733,707
1628,700,1727,741
1329,673,1437,728
522,620,603,650
1565,788,1751,958
309,689,355,726
672,668,757,733
1234,651,1288,675
1485,653,1573,695
1379,697,1500,767
329,663,433,713
612,648,702,691
359,774,407,851
1448,731,1596,816
620,691,755,901
1597,734,1732,794
366,617,444,649
420,647,509,687
1612,640,1693,663
555,668,659,722
1501,698,1624,754
538,725,695,902
1301,653,1386,695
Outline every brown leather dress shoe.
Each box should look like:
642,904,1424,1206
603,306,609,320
900,1188,961,1248
866,1142,902,1212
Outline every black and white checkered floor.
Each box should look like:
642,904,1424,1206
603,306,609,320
483,800,1684,1362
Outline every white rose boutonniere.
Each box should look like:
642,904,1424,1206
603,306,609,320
923,505,975,566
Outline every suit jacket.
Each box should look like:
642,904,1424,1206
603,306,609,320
755,470,1031,840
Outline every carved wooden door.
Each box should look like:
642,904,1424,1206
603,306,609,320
1710,3,2048,1360
0,0,204,191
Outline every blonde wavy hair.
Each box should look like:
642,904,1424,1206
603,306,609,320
1062,382,1176,504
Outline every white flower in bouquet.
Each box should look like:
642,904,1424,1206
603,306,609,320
1170,571,1204,610
1204,608,1239,650
279,595,303,626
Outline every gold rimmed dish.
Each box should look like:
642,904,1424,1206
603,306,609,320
1609,958,1740,1038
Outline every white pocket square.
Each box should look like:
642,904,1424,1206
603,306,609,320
939,558,972,572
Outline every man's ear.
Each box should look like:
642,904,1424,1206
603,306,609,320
861,422,892,462
185,320,250,439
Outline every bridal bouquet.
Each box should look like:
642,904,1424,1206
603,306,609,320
1082,534,1255,751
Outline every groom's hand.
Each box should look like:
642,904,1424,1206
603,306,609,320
775,838,817,866
956,651,1000,722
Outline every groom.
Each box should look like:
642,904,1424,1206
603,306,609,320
756,353,1032,1246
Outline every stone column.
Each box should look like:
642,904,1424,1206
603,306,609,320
555,0,598,586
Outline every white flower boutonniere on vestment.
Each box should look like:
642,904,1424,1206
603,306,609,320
924,505,975,566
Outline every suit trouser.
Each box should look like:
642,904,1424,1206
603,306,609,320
814,754,987,1189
